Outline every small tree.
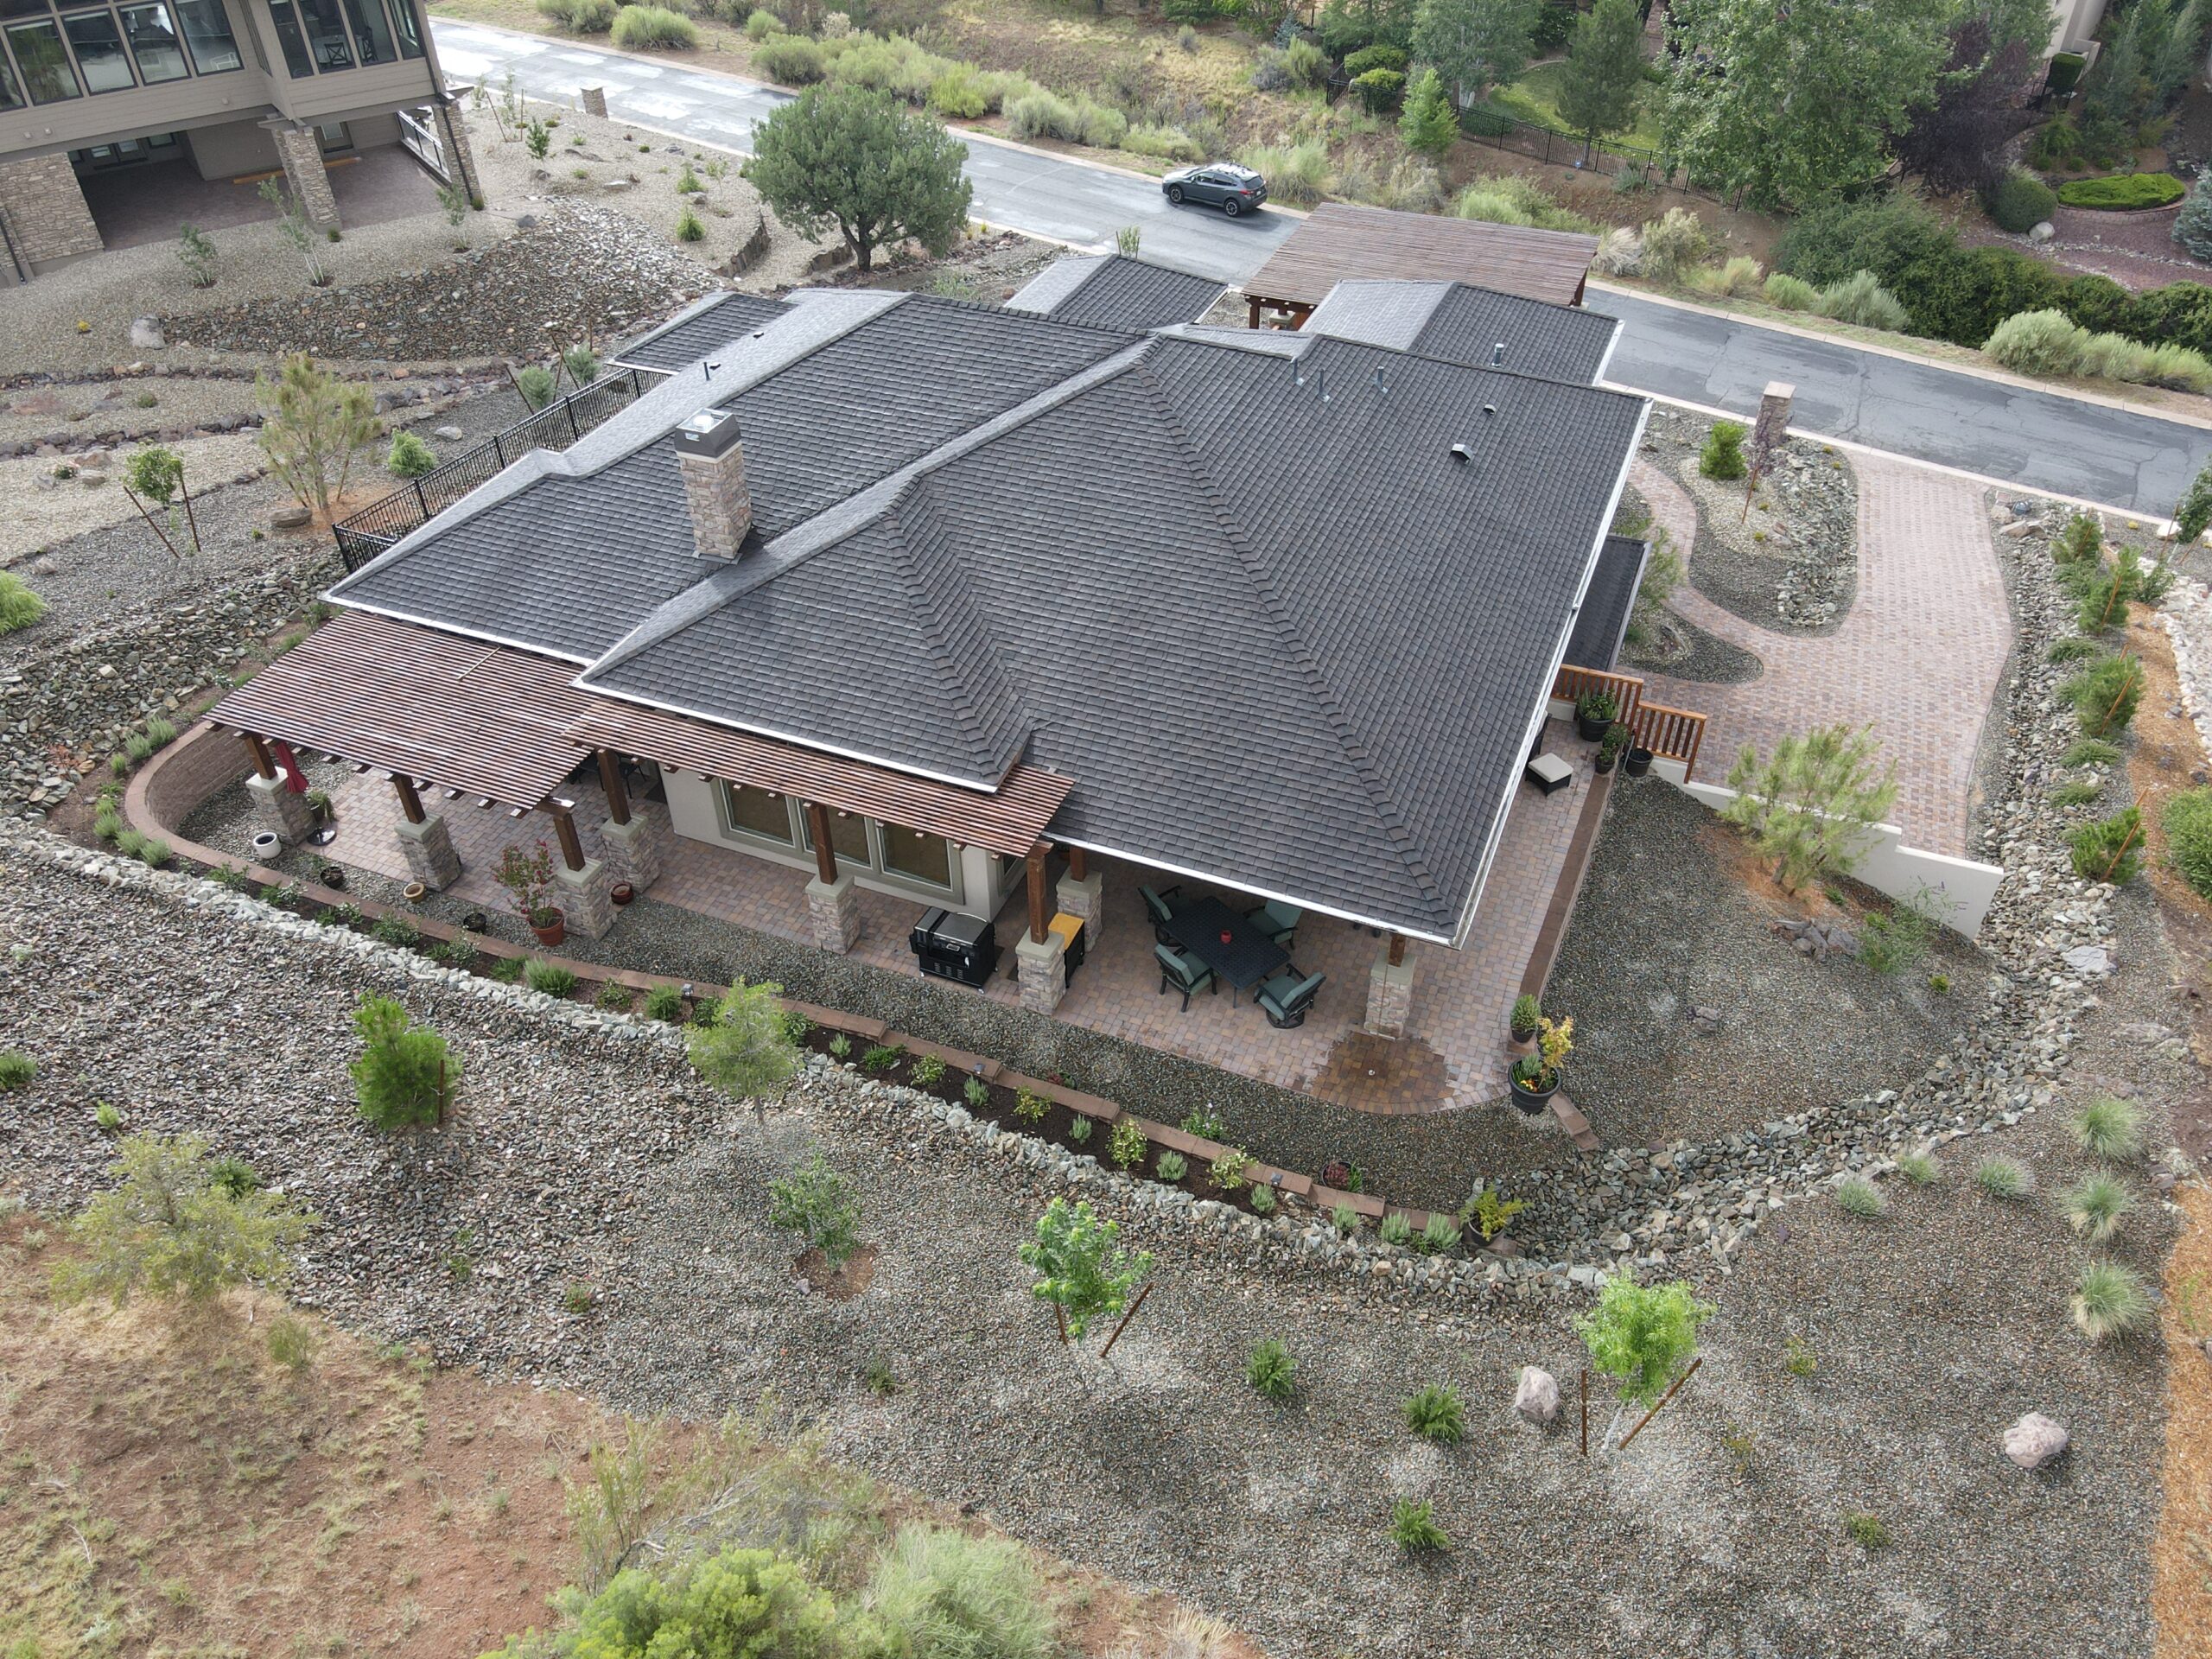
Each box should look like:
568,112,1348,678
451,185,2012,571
350,995,460,1131
257,176,327,286
494,839,560,929
122,443,200,559
743,84,974,273
562,343,601,387
1398,66,1458,156
516,365,557,410
1413,0,1536,107
1721,724,1899,892
766,1150,860,1263
686,978,801,1101
2176,454,2212,541
176,221,218,288
1555,0,1644,162
1578,1276,1714,1421
1698,420,1747,480
388,430,438,478
525,116,554,159
54,1133,315,1307
436,180,471,249
256,353,383,513
1114,223,1141,256
1018,1198,1153,1340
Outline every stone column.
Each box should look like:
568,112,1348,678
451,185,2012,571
1365,935,1414,1039
1055,868,1104,946
555,858,616,940
397,815,461,890
805,873,862,953
429,94,486,208
247,773,315,843
580,86,607,118
1015,932,1067,1014
268,123,340,231
1751,380,1794,468
0,155,102,269
599,814,669,892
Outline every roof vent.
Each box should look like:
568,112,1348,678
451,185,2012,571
1481,403,1497,416
1491,341,1506,366
1450,442,1473,464
675,407,752,560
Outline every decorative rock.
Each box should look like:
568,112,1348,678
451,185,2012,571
2030,220,2056,243
2060,944,2112,976
129,316,166,349
1513,1365,1560,1424
2003,1413,2069,1471
269,505,313,529
433,424,465,442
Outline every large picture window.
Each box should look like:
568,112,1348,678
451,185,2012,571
172,0,238,70
118,1,188,79
799,805,871,868
881,824,955,891
5,17,79,99
339,0,388,61
385,0,417,55
60,8,133,91
718,782,796,847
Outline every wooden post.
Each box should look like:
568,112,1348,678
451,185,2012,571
1026,840,1051,944
392,774,426,825
1098,1281,1153,1358
596,750,632,826
1387,931,1407,967
1069,846,1087,880
1245,293,1262,330
1618,1357,1702,1451
243,733,276,780
551,806,587,871
1580,1369,1588,1458
806,802,837,886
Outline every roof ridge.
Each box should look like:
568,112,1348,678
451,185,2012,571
1130,360,1449,918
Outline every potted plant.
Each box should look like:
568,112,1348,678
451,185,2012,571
1508,1015,1573,1113
1624,743,1655,778
305,788,333,823
318,863,346,890
1595,723,1630,774
1509,993,1541,1053
495,839,564,947
611,880,636,906
1574,690,1618,742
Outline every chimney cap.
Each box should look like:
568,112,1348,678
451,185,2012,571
677,406,745,460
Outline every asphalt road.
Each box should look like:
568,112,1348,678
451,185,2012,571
432,16,2212,512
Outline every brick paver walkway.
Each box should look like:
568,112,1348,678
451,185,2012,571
315,717,1603,1113
1637,450,2012,856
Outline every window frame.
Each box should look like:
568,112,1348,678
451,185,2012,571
118,0,192,81
4,16,82,102
714,780,798,850
59,6,137,93
172,0,239,73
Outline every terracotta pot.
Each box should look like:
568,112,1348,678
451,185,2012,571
531,909,567,947
403,880,428,903
610,880,635,906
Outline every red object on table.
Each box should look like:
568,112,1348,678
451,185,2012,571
1220,929,1233,944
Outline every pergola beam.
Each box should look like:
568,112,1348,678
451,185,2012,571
1026,840,1052,944
596,748,632,827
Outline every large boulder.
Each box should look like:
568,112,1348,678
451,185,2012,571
2004,1412,2069,1471
129,316,165,349
1514,1365,1560,1425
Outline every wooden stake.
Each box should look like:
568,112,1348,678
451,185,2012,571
1580,1368,1588,1458
119,483,181,563
1618,1357,1702,1451
2098,663,2141,736
1098,1281,1154,1359
180,469,201,556
2099,818,2141,884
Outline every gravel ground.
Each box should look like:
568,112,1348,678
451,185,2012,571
0,371,262,450
0,829,2182,1659
1610,481,1765,685
1544,779,1986,1149
0,432,270,566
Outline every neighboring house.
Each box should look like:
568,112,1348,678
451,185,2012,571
2049,0,2104,56
1001,251,1224,332
0,0,474,280
212,258,1685,1036
1241,202,1600,330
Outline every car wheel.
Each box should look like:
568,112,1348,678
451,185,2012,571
1167,185,1184,204
1223,197,1241,217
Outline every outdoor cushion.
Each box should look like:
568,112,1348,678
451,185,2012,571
1256,968,1325,1027
1524,752,1574,795
1249,899,1303,943
1141,885,1179,925
1154,942,1211,987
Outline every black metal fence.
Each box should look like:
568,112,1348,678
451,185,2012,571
1462,113,1719,201
333,366,646,572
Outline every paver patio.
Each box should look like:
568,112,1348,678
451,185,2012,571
1635,449,2011,857
313,717,1607,1113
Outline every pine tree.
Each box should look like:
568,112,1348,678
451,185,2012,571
2176,454,2212,541
1555,0,1645,162
1399,66,1459,156
2177,168,2212,263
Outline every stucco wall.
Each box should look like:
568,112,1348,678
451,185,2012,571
183,118,280,180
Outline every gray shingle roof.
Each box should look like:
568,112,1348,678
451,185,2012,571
612,290,796,373
1007,254,1225,333
1304,278,1619,385
1566,536,1649,674
329,293,1649,938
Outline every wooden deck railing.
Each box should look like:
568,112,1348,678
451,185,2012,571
1552,664,1708,781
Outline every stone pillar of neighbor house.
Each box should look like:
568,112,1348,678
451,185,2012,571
1366,934,1414,1039
556,858,616,939
268,123,341,231
429,93,486,208
247,773,315,843
580,86,607,118
1752,380,1794,463
0,155,103,270
600,816,668,892
1054,848,1103,946
805,873,862,953
1016,932,1066,1014
397,815,461,890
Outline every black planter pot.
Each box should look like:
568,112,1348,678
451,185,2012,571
1509,1073,1559,1114
1624,747,1655,778
1594,750,1618,774
1575,711,1612,742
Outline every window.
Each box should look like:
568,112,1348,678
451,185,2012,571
5,18,79,99
0,43,21,104
263,0,309,72
316,118,349,151
118,2,188,80
291,0,352,67
339,0,388,62
718,782,795,847
384,0,417,55
0,0,51,17
61,8,135,91
173,0,237,70
881,825,956,891
799,805,871,869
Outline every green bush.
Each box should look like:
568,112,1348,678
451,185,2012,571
0,1051,35,1091
1403,1382,1465,1445
2063,654,2142,736
927,62,988,117
642,983,683,1021
2063,1172,2133,1242
675,207,706,243
515,365,556,410
1834,1175,1885,1218
1897,1149,1941,1185
2164,787,2212,898
1344,41,1407,75
1762,271,1820,311
1351,67,1406,112
2057,172,2186,209
1817,270,1910,331
1693,255,1764,298
537,0,616,29
1988,168,2057,233
1282,35,1327,88
1241,140,1330,207
609,3,696,47
1452,173,1596,233
524,959,578,996
1639,207,1708,285
743,4,783,35
386,430,437,478
1154,1150,1187,1181
1390,1497,1449,1553
1974,1154,2032,1199
2072,1260,2152,1341
1246,1337,1297,1401
754,33,826,81
2069,807,2144,882
2072,1095,2145,1160
768,1150,861,1263
1699,420,1747,480
864,1526,1057,1659
0,573,48,635
563,1548,836,1658
349,995,458,1130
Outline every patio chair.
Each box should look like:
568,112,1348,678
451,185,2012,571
1154,942,1217,1011
1140,884,1183,943
1244,899,1302,949
1255,968,1325,1029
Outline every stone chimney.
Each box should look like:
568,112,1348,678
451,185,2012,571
675,407,752,559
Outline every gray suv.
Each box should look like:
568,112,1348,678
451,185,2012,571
1161,162,1268,217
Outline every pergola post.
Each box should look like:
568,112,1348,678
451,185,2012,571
547,803,616,940
1054,842,1104,948
391,772,461,892
240,731,314,845
594,749,669,894
1367,930,1415,1039
803,799,861,954
1014,838,1067,1014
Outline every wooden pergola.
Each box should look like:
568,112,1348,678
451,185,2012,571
207,611,1077,941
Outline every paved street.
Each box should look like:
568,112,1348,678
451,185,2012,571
431,16,2212,512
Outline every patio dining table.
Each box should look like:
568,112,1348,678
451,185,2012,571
1161,897,1290,1007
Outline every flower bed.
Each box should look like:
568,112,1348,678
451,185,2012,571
2054,172,2185,211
